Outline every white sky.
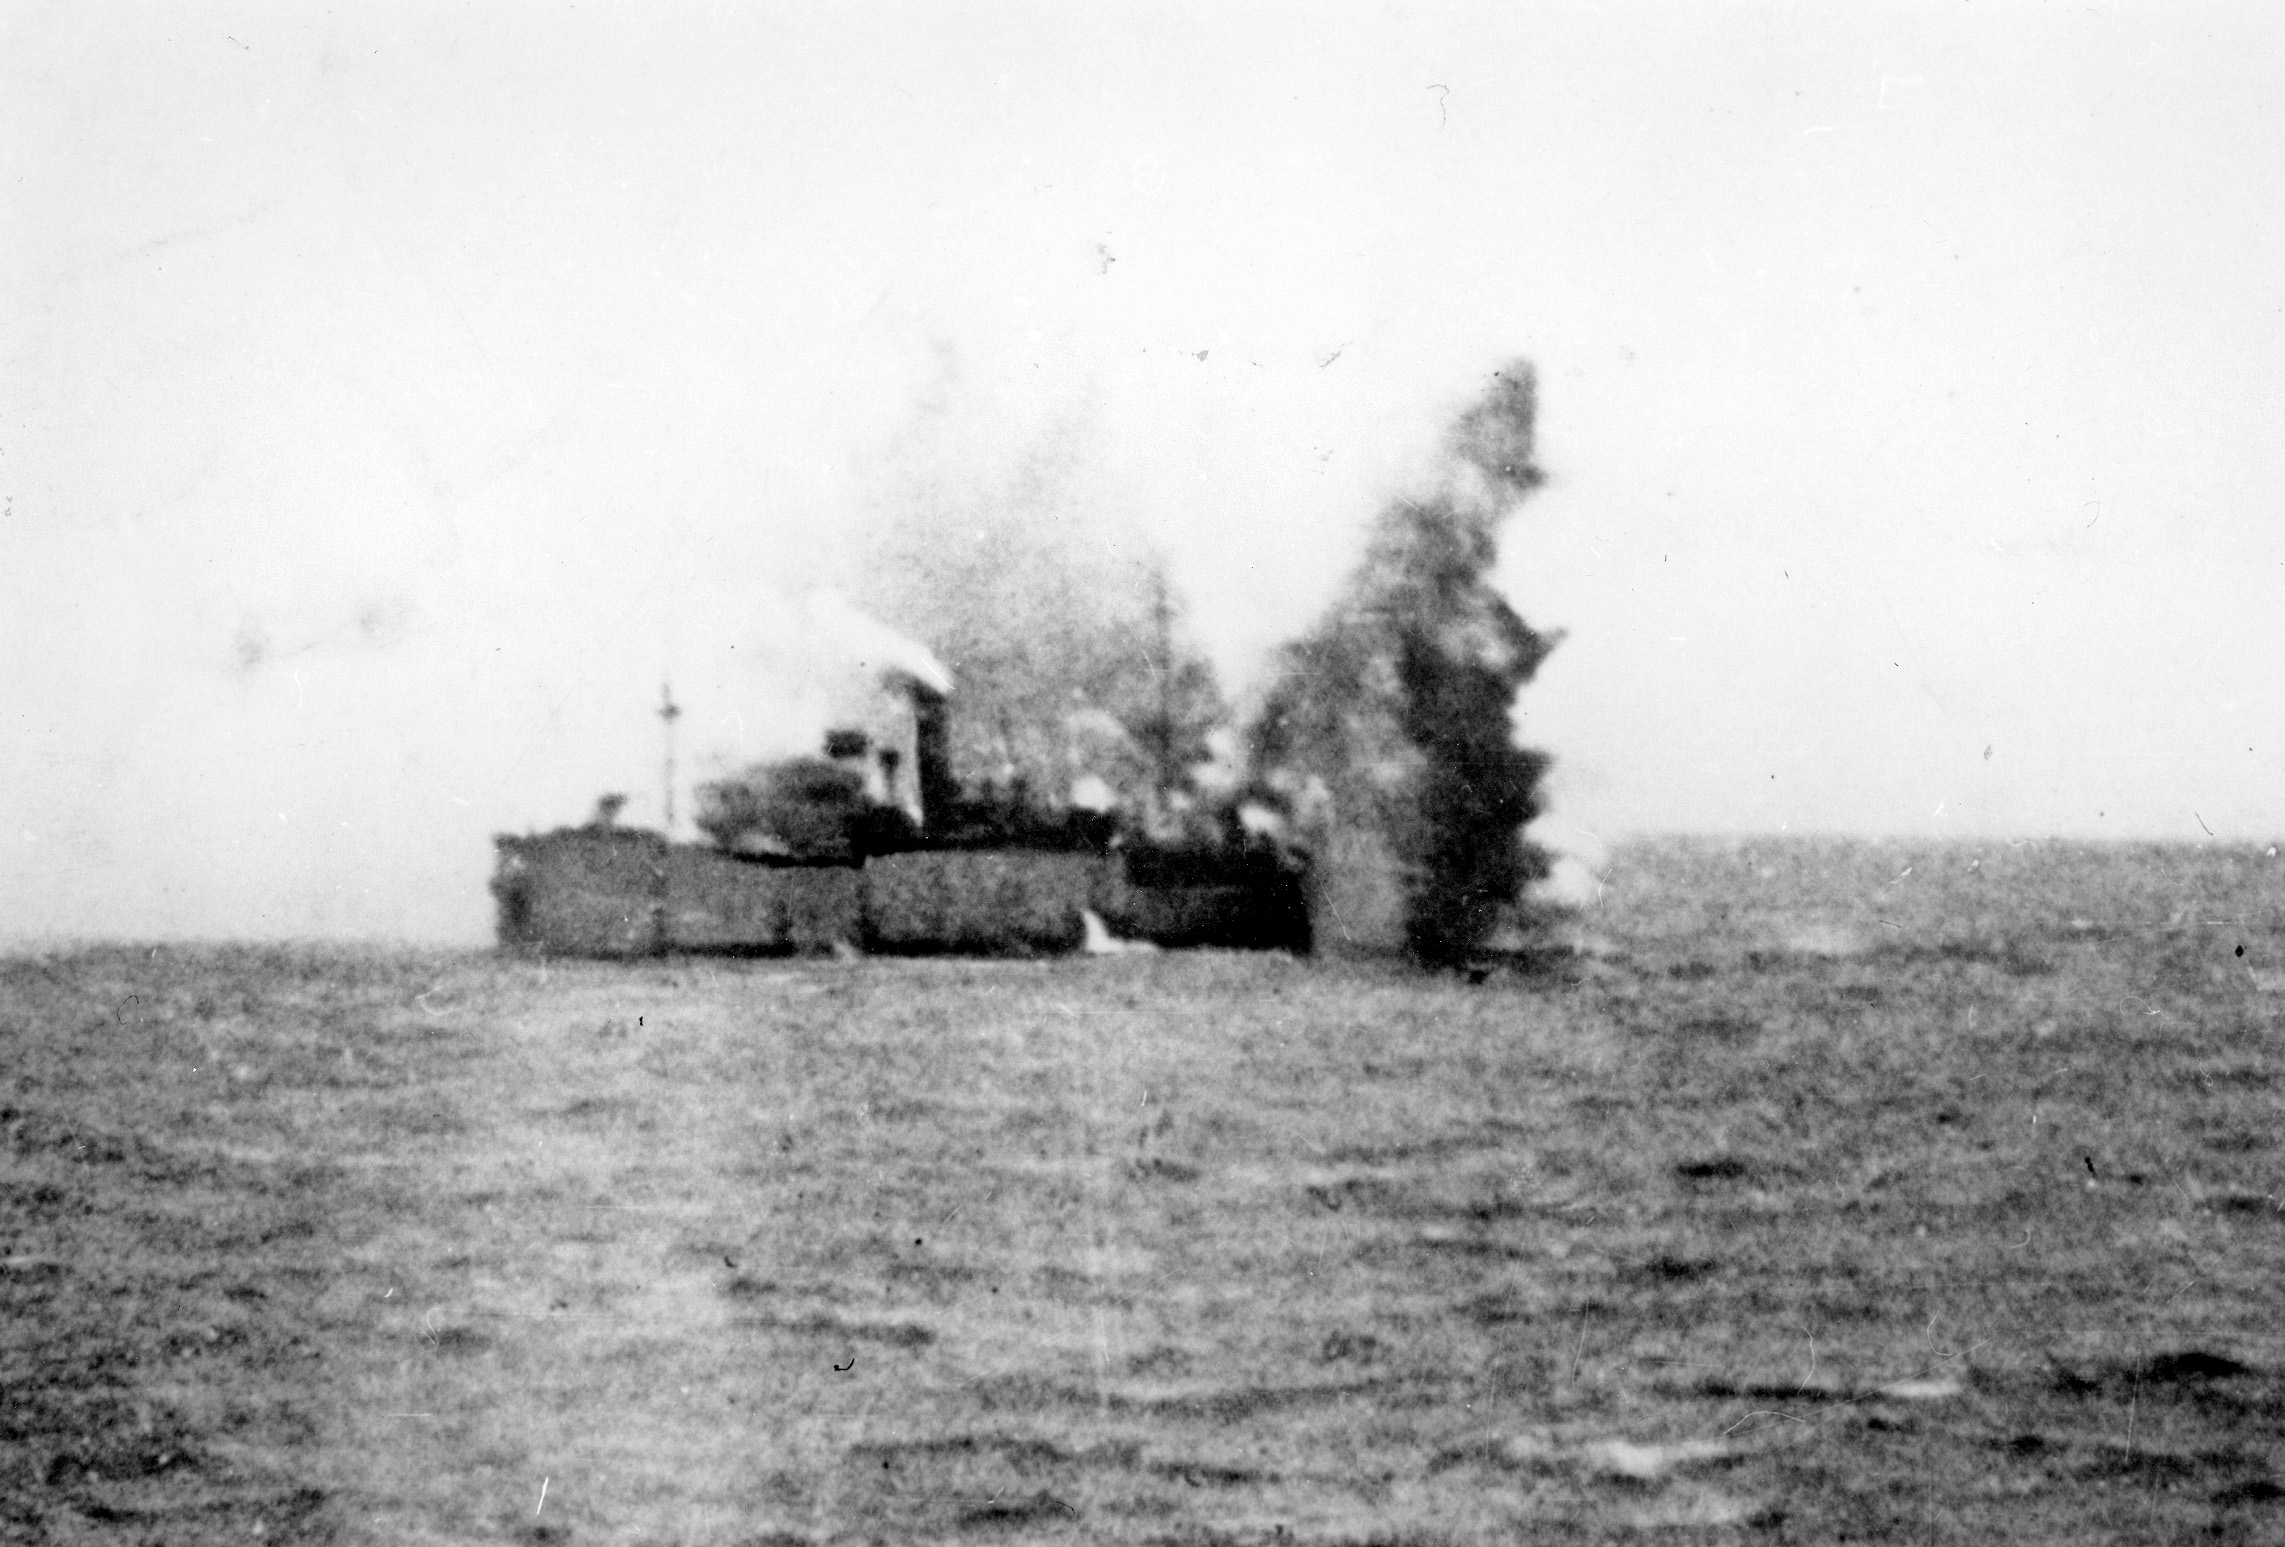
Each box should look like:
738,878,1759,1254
5,2,2282,942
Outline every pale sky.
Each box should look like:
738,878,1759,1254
5,2,2282,942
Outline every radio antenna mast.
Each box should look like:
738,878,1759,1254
658,682,683,834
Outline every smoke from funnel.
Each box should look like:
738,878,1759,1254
1251,361,1560,966
844,391,1228,821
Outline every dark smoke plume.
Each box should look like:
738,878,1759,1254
1250,362,1559,966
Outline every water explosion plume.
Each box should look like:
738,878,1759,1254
1251,361,1560,966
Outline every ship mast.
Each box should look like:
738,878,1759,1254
658,682,682,834
1152,564,1174,807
